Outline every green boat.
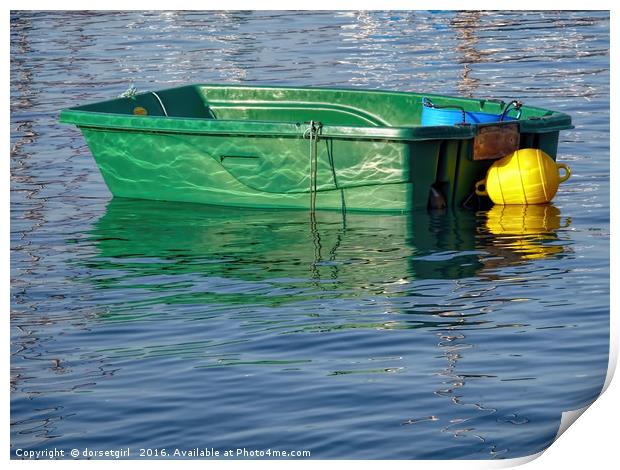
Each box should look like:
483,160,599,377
59,84,572,212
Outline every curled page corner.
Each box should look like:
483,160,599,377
515,335,615,464
497,404,592,468
555,404,591,441
499,450,545,467
602,338,617,394
551,346,613,446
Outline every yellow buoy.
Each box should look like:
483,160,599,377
475,148,570,204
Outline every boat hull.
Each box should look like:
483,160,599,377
61,84,572,211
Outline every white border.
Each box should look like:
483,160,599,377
5,3,615,468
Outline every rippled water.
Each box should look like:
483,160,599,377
10,11,609,459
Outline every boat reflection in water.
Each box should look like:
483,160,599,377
85,199,570,305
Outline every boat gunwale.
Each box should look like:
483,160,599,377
60,109,482,141
59,83,574,141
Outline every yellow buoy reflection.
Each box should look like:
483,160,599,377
484,204,569,260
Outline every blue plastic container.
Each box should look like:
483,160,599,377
421,98,518,126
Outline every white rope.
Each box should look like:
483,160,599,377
150,91,169,117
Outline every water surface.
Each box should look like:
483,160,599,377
10,10,609,459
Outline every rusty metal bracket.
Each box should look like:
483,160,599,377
473,122,520,161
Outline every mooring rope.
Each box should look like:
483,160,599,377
325,137,347,226
303,120,350,287
304,120,322,284
304,120,322,213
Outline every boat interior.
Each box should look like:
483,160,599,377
68,84,545,128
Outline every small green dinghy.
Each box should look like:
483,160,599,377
59,84,572,212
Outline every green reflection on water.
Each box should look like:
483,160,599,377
79,199,569,324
